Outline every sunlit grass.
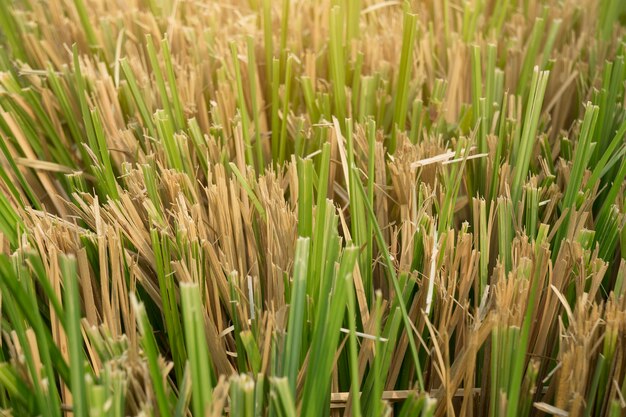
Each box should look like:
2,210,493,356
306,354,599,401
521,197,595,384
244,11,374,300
0,0,626,416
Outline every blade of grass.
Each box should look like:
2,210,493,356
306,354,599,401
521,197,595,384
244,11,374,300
353,167,424,390
132,295,173,417
181,282,214,417
390,11,417,154
61,255,87,417
283,237,309,397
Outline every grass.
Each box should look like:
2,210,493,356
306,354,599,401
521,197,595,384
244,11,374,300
0,0,625,416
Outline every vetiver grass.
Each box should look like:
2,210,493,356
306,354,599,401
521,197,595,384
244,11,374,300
0,0,626,416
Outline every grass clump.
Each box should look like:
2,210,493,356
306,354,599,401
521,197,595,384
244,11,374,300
0,0,626,416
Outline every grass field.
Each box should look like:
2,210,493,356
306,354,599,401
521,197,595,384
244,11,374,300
0,0,626,416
